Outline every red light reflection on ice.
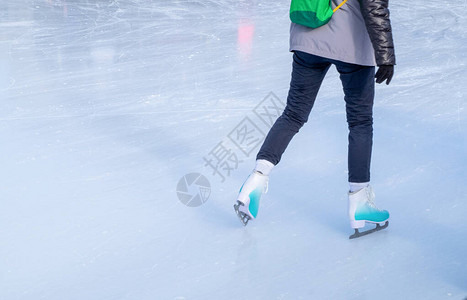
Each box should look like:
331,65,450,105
237,20,255,61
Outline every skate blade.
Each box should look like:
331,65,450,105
349,221,389,239
233,201,251,226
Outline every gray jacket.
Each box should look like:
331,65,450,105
290,0,395,66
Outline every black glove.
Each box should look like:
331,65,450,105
375,65,394,85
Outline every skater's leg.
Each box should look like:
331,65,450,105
234,52,330,225
257,51,331,165
335,63,375,183
335,62,390,236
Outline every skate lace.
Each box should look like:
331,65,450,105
366,186,382,211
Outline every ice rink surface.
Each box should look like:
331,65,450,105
1,0,466,299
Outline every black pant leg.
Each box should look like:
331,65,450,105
257,51,331,164
335,62,375,183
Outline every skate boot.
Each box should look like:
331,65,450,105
348,185,389,239
233,171,268,226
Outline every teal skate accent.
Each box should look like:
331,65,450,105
248,188,262,218
238,175,250,193
355,202,389,223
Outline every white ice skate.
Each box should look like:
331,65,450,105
348,185,389,239
233,171,268,226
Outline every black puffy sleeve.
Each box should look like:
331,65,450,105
358,0,396,66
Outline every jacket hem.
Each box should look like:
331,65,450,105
290,45,376,67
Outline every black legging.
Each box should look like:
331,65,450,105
257,51,375,183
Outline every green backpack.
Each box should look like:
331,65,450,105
290,0,348,28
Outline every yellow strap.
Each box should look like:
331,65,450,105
333,0,348,12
